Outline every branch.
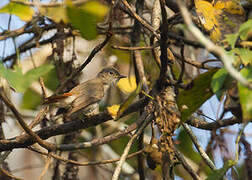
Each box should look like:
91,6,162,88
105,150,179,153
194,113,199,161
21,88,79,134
0,90,56,151
182,123,216,170
55,30,112,94
0,98,148,152
30,147,144,166
174,148,201,180
187,116,243,130
58,109,147,151
158,0,169,84
112,114,152,180
2,31,74,63
0,167,23,180
121,0,160,39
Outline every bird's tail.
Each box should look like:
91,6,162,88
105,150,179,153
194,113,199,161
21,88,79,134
43,92,73,105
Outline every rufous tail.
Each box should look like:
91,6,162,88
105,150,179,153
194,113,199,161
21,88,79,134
43,92,73,104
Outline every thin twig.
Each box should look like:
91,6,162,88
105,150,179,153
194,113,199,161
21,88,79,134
177,44,185,83
130,0,147,178
151,0,162,68
58,112,145,151
112,114,152,180
158,0,169,84
172,51,213,69
2,31,74,63
187,116,243,130
55,31,112,93
121,0,160,39
112,45,156,51
182,123,216,170
38,153,51,180
0,91,56,151
0,151,11,162
174,148,201,180
235,123,248,162
30,147,144,166
0,167,23,180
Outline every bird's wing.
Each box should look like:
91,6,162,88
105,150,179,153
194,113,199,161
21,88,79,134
43,92,73,105
67,78,104,116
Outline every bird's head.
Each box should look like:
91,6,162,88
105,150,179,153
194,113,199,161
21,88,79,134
97,67,126,85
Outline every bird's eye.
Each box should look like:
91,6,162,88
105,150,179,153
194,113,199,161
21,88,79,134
109,71,113,75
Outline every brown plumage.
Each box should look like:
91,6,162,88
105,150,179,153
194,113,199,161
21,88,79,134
44,67,125,117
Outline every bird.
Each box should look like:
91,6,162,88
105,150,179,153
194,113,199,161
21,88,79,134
43,67,126,118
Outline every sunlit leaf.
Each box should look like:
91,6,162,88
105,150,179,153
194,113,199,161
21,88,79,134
238,67,252,122
117,77,137,93
195,0,245,42
0,63,54,93
117,82,142,118
66,1,108,40
107,104,120,119
177,68,218,122
238,19,252,40
0,2,34,21
224,34,238,48
194,0,221,42
233,48,252,66
40,6,68,23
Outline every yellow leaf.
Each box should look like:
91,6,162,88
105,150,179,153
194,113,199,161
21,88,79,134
81,1,108,18
195,0,220,31
117,82,142,118
107,104,120,119
117,77,137,93
194,0,245,42
214,1,244,15
0,2,34,22
40,6,68,23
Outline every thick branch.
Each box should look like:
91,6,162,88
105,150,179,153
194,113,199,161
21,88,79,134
187,116,242,130
0,98,147,152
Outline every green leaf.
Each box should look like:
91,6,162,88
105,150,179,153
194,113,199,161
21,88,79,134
66,1,108,40
177,128,201,162
238,67,252,122
0,63,54,93
21,66,59,109
233,48,252,66
0,2,34,21
224,34,238,49
177,68,218,122
21,88,42,110
117,82,142,118
224,20,252,48
42,66,59,91
207,160,236,180
211,68,228,99
239,19,252,40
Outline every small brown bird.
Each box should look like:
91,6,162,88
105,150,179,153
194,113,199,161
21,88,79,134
44,67,126,117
